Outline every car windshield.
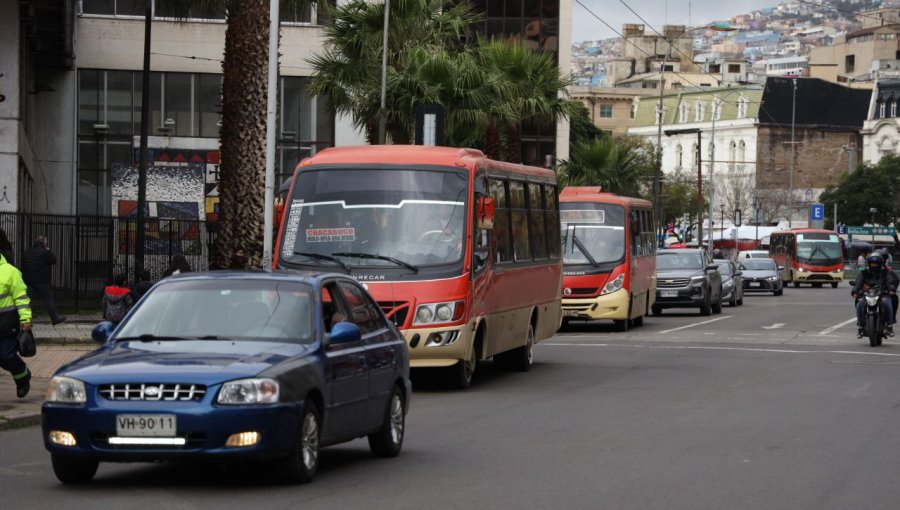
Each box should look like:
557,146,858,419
657,252,705,270
796,233,842,266
280,167,468,269
741,259,776,271
116,279,314,344
716,262,732,275
560,203,626,265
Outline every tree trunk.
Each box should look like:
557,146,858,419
505,125,522,164
484,121,501,160
216,0,271,269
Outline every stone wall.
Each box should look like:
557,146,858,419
755,125,860,194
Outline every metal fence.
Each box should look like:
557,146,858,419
0,213,218,312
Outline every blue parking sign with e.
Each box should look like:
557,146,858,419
810,203,824,221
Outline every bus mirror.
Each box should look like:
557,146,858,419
478,197,495,230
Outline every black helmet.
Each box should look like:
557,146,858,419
867,253,884,272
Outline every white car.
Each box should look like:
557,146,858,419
737,250,770,260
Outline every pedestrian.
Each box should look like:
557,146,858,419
102,274,133,326
0,251,32,398
162,254,192,277
0,227,13,265
22,236,66,325
131,270,153,301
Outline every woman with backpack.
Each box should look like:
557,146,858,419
102,274,134,325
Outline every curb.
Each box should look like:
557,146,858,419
0,413,41,431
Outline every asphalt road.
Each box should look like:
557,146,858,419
5,283,900,510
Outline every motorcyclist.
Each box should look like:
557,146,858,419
852,253,899,338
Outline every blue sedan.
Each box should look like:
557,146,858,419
42,271,411,484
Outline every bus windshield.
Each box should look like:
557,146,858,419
280,167,468,269
560,203,625,265
796,233,842,266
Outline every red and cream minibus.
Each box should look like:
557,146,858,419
559,187,657,330
275,146,562,388
768,228,844,287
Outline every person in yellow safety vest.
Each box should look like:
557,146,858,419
0,253,32,398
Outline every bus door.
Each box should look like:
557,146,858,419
471,171,492,332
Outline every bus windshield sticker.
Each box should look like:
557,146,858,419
798,233,838,242
282,199,304,257
306,228,356,243
561,209,605,224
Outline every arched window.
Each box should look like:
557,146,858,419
891,101,897,118
676,144,683,169
737,97,748,119
879,100,886,119
695,101,705,122
738,141,746,172
729,141,737,171
679,102,688,123
713,98,723,121
691,142,699,170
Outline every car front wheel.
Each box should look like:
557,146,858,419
51,455,98,484
275,399,320,484
368,385,406,458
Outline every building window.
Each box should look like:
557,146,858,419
729,141,736,171
737,97,748,119
630,103,636,119
846,55,855,73
728,64,741,73
879,101,886,119
675,144,683,169
82,0,144,16
892,102,898,118
709,63,721,73
679,102,688,123
713,98,722,121
599,103,613,118
691,143,698,170
695,101,705,122
738,141,746,172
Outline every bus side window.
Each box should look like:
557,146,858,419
509,181,531,262
489,178,513,263
474,174,490,273
544,185,560,259
631,210,642,257
528,183,548,259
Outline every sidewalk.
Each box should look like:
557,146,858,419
33,322,97,343
0,345,97,429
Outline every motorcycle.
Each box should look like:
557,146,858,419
860,285,889,347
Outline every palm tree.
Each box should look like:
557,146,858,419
558,137,654,198
308,0,480,144
156,0,310,268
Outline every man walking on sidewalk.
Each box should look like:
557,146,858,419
0,253,32,398
22,236,65,325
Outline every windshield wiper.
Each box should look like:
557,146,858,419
115,334,197,342
292,251,351,273
571,232,599,267
332,252,419,273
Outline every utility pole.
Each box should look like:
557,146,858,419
135,0,152,284
378,0,391,145
262,0,280,269
696,131,703,246
788,78,797,228
655,44,673,245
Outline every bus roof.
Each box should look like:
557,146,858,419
559,186,653,208
296,145,556,180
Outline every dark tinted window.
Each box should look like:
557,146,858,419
337,281,384,335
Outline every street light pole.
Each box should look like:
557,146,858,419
655,44,673,245
135,0,152,284
788,78,797,228
378,0,391,145
262,0,280,269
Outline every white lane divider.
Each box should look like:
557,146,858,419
762,323,785,330
542,343,900,358
819,318,857,336
656,316,733,335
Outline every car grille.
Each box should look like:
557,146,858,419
657,278,691,289
566,287,598,296
379,301,409,326
99,383,207,402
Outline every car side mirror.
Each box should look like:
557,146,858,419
477,196,495,230
706,264,719,271
777,266,785,271
329,321,361,344
91,321,115,343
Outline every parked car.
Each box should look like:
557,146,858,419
42,271,411,484
740,258,784,296
716,260,744,307
737,250,770,260
653,249,723,316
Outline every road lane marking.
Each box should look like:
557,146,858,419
762,323,785,329
819,318,857,336
656,316,733,334
542,343,900,357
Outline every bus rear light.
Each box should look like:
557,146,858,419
414,301,466,326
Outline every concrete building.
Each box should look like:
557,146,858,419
629,78,870,222
756,56,809,78
605,24,699,88
861,79,900,163
861,7,900,29
569,86,654,136
2,0,572,216
808,23,900,87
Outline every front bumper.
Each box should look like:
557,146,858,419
404,324,473,369
743,278,781,292
561,288,629,321
793,269,843,282
655,285,707,308
42,400,302,462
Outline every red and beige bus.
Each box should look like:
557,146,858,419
768,228,844,287
275,146,562,388
558,187,657,330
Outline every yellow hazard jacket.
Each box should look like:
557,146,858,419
0,254,31,334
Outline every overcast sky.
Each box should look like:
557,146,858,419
572,0,781,42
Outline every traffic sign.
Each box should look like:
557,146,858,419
810,203,824,221
841,225,896,235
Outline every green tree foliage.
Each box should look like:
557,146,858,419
557,136,654,198
661,172,701,227
568,101,604,148
820,155,900,230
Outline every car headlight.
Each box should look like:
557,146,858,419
601,274,625,295
45,376,86,404
796,267,807,273
767,276,779,281
414,300,465,325
690,275,706,286
217,378,279,405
